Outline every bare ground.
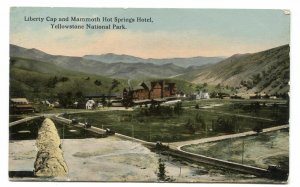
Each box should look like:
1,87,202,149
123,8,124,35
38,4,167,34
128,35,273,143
9,136,276,183
182,130,289,170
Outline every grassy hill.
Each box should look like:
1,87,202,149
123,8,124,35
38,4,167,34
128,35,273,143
10,57,198,100
10,57,128,100
177,45,290,95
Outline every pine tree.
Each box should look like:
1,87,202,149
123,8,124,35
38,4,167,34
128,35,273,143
157,158,166,181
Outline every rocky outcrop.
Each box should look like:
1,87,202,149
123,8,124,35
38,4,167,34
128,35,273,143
34,118,68,177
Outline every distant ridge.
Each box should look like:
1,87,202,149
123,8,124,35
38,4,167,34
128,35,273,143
83,53,224,68
10,44,187,80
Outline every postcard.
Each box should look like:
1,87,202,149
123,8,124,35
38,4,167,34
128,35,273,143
9,7,290,183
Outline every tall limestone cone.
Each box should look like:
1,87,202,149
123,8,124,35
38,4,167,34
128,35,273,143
34,118,68,177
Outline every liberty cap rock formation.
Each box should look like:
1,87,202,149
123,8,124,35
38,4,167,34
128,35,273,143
34,118,68,177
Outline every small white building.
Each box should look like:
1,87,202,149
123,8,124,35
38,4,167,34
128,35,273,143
200,91,210,99
176,93,186,98
86,100,95,110
193,91,210,99
41,100,54,107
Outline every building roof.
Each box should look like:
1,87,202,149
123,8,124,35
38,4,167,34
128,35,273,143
132,85,145,90
140,82,150,89
10,98,29,103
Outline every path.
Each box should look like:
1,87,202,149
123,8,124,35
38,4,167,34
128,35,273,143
170,124,289,150
211,110,275,122
52,115,156,146
9,116,42,127
9,107,133,127
184,106,275,122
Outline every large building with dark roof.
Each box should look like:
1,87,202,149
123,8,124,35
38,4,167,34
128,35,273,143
123,80,176,101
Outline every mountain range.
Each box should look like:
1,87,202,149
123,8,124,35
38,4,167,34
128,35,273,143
83,53,224,68
10,44,201,80
177,44,290,95
10,44,290,95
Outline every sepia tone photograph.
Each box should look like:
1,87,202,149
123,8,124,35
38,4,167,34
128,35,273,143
9,7,290,183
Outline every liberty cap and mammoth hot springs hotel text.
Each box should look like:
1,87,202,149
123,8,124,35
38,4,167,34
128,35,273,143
24,16,154,30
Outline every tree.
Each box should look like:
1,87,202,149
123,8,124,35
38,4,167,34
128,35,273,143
75,91,83,98
60,77,69,82
195,113,206,130
185,119,196,134
251,73,262,85
210,91,218,98
196,85,203,92
94,80,102,86
110,79,120,90
196,83,208,92
157,158,167,181
122,95,132,107
57,92,73,108
10,58,17,66
107,79,121,104
174,102,183,115
75,91,85,107
98,95,105,107
213,116,235,133
46,76,58,88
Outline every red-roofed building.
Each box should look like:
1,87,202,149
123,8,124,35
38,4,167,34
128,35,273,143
123,80,176,101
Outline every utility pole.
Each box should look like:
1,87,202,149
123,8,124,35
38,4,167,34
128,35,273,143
228,138,231,159
179,166,181,177
205,122,208,137
132,124,134,138
102,124,104,138
62,122,65,148
242,140,244,164
149,125,151,142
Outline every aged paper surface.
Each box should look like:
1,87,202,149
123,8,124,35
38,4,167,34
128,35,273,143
9,7,289,183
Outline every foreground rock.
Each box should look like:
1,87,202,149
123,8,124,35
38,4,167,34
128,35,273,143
34,118,68,177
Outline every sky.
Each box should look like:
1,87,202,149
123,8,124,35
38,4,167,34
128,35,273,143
10,8,290,58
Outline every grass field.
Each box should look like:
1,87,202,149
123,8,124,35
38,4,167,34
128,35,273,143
182,99,289,122
63,100,288,142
